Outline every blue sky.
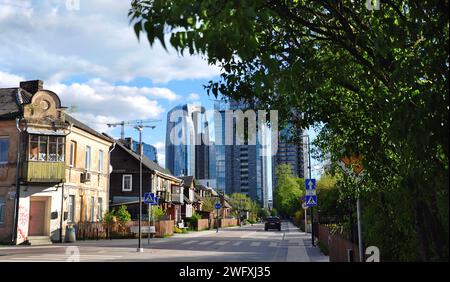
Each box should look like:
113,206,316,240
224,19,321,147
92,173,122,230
0,0,322,178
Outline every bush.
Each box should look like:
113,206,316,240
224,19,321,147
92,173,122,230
115,205,131,225
150,206,165,221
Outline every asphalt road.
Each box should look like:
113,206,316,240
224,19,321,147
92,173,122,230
0,221,328,262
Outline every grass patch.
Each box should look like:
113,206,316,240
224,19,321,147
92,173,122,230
317,241,329,256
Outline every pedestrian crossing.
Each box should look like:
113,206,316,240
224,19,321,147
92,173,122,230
1,253,124,262
179,239,283,248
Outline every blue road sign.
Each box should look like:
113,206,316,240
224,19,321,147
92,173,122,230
305,195,317,207
150,196,159,206
215,203,222,209
144,193,156,204
305,179,316,190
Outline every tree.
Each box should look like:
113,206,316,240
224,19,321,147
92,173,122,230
130,0,449,261
201,196,215,212
228,193,251,218
273,164,304,217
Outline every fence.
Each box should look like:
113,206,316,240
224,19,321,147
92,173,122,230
197,219,210,231
317,224,360,262
220,218,238,228
75,220,174,240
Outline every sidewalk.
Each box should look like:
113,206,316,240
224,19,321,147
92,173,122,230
284,221,329,262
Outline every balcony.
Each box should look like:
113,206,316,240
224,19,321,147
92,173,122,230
23,161,66,183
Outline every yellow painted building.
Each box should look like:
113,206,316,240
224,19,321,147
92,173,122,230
0,80,113,244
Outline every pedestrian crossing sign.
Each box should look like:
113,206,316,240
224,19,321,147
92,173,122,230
305,195,317,207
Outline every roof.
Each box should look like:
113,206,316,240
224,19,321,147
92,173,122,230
179,176,194,188
115,141,175,177
184,195,192,204
65,114,113,143
0,88,32,120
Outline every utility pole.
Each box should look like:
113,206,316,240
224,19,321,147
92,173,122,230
106,119,161,140
134,124,156,253
136,125,143,253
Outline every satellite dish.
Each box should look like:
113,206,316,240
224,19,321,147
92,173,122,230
109,165,113,173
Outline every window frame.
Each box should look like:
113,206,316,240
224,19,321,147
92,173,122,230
85,145,91,171
0,137,9,165
97,197,103,221
69,141,76,167
98,149,104,173
90,196,95,222
122,174,132,192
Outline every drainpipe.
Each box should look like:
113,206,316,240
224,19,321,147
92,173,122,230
12,117,22,245
59,183,64,243
107,142,116,212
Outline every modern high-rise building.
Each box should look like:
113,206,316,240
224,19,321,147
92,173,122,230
272,124,305,192
125,138,158,164
216,100,271,207
165,104,210,179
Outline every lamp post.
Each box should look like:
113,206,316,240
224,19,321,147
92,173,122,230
300,134,315,246
135,125,156,253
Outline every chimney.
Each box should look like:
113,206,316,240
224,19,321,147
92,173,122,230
20,80,44,94
123,137,133,150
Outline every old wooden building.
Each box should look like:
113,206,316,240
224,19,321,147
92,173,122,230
0,80,113,245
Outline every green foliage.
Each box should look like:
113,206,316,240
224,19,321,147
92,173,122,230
115,205,131,225
201,197,215,212
130,0,449,261
273,164,303,217
270,208,278,217
150,206,165,221
103,210,116,224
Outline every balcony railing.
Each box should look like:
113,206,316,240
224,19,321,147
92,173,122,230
23,161,66,183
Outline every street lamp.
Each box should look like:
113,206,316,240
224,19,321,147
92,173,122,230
300,134,315,246
135,125,156,253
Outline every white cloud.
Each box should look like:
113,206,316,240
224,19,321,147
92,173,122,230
187,93,200,101
0,0,220,84
0,71,25,87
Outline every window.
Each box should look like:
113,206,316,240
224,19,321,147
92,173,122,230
122,175,132,191
97,198,103,221
0,197,5,224
38,136,47,161
28,135,65,162
69,141,76,167
98,150,103,173
67,195,75,223
0,137,9,164
90,197,95,222
85,146,91,170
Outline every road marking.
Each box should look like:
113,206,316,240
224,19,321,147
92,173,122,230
269,242,277,247
181,240,198,245
5,254,123,262
198,241,214,245
214,241,230,246
250,242,261,247
232,241,243,246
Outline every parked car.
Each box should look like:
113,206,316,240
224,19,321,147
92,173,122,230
264,216,281,231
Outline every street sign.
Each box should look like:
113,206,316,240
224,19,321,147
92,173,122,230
305,179,316,190
305,195,317,207
215,203,222,209
150,196,159,206
305,179,317,207
144,193,156,204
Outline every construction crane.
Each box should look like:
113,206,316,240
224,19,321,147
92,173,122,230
106,119,161,140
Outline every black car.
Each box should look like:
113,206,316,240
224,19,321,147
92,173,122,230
264,216,281,231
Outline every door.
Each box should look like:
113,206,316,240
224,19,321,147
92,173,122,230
29,201,46,236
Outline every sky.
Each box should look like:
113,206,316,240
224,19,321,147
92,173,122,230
0,0,323,178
